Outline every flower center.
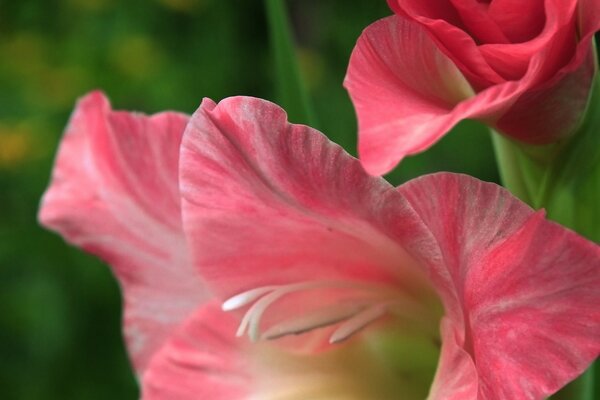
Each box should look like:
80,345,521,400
223,280,438,344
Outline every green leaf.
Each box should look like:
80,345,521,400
264,0,318,127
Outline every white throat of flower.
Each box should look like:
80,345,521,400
222,280,430,344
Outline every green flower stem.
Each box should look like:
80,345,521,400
264,0,318,127
491,133,535,205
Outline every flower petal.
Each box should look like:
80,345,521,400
479,0,578,80
38,91,207,375
141,302,250,400
427,318,478,400
343,16,476,175
387,2,506,87
487,0,546,43
344,15,598,175
180,96,440,341
399,173,600,399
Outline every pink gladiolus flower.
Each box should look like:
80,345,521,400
345,0,600,175
40,92,599,399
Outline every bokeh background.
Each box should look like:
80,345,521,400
0,1,498,398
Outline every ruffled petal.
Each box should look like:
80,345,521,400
39,91,207,375
180,96,440,342
399,173,600,399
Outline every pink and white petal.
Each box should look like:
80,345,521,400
399,173,600,399
180,96,440,338
397,173,535,323
39,91,207,375
142,302,251,400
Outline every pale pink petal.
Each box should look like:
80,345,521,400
399,173,600,399
39,91,207,375
180,96,440,342
142,302,250,400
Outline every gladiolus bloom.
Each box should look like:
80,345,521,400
40,92,600,399
345,1,600,175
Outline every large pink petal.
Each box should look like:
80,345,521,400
399,173,600,400
39,91,207,375
344,15,597,175
141,302,250,400
180,96,440,340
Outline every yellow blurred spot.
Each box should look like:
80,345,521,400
155,0,206,12
0,125,35,169
296,47,325,92
109,36,164,80
36,65,91,108
2,33,47,79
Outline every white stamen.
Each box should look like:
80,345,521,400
223,281,398,343
329,303,388,344
247,289,298,342
261,303,367,340
222,286,278,311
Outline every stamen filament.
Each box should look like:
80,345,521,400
222,286,279,311
329,303,388,344
261,303,367,340
223,280,415,343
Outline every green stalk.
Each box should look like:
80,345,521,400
264,0,317,127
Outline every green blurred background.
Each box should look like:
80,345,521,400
0,1,498,398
